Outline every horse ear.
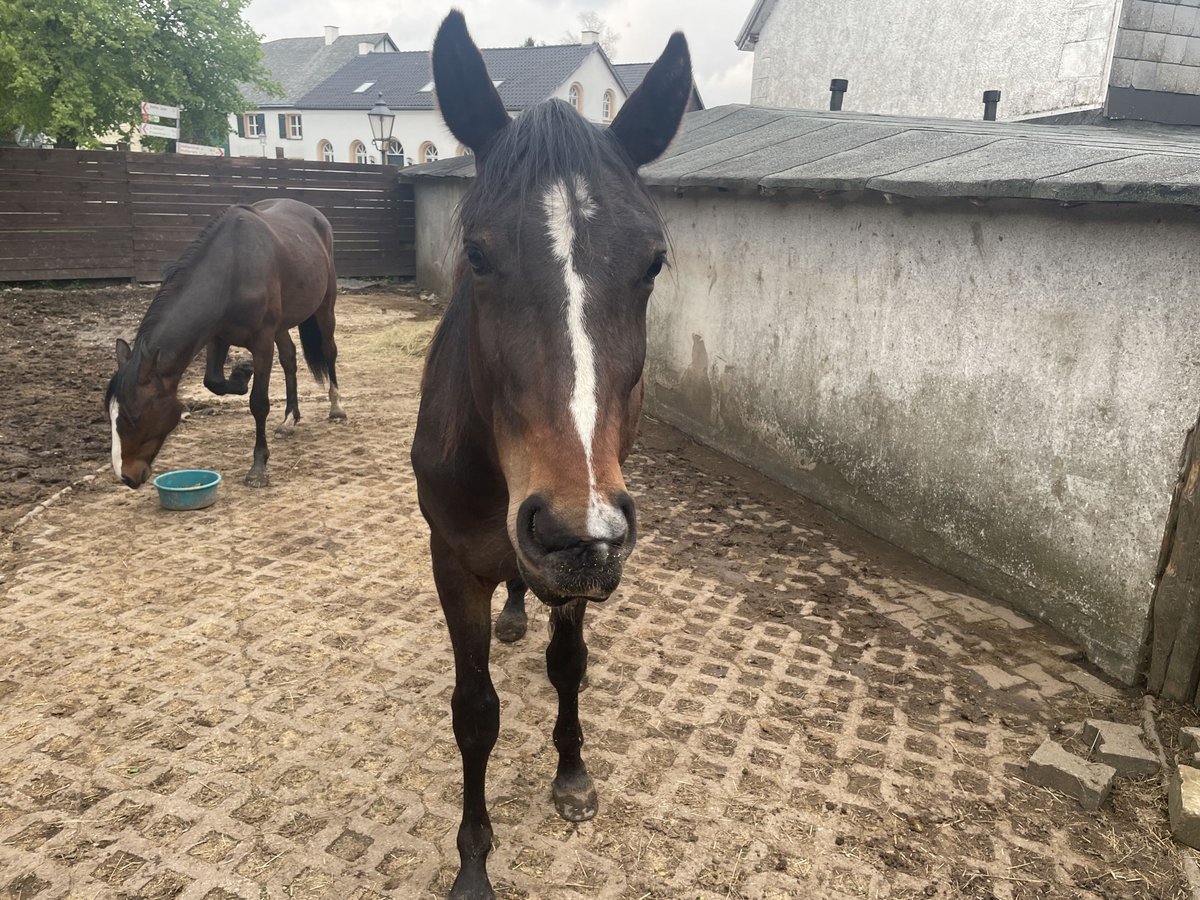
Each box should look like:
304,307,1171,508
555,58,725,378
137,349,160,386
432,11,510,158
608,33,693,168
116,338,132,367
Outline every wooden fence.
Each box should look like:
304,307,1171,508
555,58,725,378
0,149,414,282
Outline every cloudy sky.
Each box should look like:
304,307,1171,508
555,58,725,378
242,0,755,106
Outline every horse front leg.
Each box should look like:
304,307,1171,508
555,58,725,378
274,330,301,438
203,339,252,396
244,345,273,488
432,535,500,899
494,578,528,643
547,599,596,821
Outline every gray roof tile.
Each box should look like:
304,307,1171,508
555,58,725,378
298,44,597,111
245,34,393,107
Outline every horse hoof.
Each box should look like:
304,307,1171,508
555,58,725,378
245,471,269,488
448,870,495,900
494,609,527,643
329,409,347,422
274,423,295,438
552,774,598,822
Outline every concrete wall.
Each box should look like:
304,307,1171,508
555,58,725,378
750,0,1122,119
412,177,1196,684
647,190,1197,684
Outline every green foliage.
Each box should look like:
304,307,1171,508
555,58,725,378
0,0,278,147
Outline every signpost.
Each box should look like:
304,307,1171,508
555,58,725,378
176,142,225,157
139,122,179,139
140,101,180,141
141,102,179,119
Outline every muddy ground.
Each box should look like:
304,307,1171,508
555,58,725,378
0,283,1198,899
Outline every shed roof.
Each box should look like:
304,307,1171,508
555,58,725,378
405,103,1200,205
298,43,602,112
245,34,395,107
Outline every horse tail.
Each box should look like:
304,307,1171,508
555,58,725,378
297,314,329,385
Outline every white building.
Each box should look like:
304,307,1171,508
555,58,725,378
229,30,694,164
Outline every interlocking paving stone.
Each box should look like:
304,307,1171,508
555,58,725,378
0,294,1188,898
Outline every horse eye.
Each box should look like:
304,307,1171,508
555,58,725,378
644,253,666,282
464,245,490,275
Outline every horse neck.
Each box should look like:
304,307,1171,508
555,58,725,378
139,272,226,377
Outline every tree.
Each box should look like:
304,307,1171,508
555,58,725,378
560,11,619,59
0,0,277,148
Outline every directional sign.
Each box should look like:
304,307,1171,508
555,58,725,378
140,122,179,139
141,102,180,119
177,142,224,156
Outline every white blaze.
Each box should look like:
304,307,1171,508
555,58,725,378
542,177,624,541
109,400,122,480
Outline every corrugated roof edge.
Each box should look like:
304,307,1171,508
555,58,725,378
401,104,1200,206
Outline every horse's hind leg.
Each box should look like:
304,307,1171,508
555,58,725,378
245,343,274,488
547,599,597,822
274,331,301,438
316,301,346,421
432,535,500,899
494,578,528,643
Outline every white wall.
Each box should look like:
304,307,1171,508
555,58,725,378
228,108,464,164
750,0,1123,119
550,51,628,123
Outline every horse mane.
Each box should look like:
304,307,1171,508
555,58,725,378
135,205,248,344
105,204,248,409
458,98,649,241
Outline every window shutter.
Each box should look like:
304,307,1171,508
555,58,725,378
278,113,287,138
236,114,245,138
256,113,265,135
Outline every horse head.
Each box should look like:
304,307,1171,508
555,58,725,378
106,338,184,488
432,12,692,604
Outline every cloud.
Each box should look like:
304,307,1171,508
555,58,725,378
243,0,753,106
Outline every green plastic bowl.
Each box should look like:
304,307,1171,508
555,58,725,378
151,469,221,510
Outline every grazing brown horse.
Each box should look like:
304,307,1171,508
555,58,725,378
411,12,692,898
106,198,345,489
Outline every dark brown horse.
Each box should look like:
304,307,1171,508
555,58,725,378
411,12,692,898
106,198,344,489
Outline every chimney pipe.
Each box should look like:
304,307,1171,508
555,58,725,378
324,25,338,45
829,78,848,111
582,29,599,45
983,89,1001,121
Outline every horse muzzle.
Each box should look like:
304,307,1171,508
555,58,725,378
119,461,151,489
515,492,637,605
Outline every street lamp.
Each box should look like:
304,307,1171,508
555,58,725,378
367,92,395,167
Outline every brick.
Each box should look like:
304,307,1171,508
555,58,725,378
1013,663,1072,698
1081,719,1159,775
966,664,1026,691
1059,668,1122,700
1026,739,1116,810
1182,727,1200,754
1170,765,1200,849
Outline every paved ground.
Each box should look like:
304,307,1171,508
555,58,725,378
0,289,1197,899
